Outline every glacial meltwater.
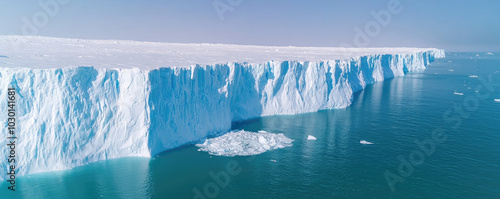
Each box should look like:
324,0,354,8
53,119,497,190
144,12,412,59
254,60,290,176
2,52,499,198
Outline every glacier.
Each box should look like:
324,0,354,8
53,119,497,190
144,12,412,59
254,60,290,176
0,36,445,180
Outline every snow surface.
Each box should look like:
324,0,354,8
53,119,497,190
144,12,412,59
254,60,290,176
195,130,293,156
0,36,444,180
0,36,444,69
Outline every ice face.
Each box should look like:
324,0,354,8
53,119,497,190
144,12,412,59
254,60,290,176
0,67,151,180
146,51,443,155
0,36,445,180
195,130,294,156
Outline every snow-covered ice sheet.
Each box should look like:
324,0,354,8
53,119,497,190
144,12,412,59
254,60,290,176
0,36,444,69
0,36,444,180
196,130,293,156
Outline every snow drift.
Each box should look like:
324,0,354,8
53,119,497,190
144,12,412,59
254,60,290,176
0,36,445,180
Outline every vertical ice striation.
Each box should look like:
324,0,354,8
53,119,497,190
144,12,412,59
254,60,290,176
0,48,444,180
0,67,150,180
148,50,443,155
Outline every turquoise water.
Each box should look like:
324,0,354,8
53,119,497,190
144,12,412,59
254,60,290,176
2,52,500,199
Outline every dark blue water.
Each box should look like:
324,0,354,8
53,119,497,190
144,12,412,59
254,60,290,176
2,52,500,199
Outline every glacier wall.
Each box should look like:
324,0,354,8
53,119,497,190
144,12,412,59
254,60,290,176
0,49,444,180
0,68,151,180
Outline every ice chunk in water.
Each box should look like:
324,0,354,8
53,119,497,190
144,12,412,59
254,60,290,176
196,130,293,156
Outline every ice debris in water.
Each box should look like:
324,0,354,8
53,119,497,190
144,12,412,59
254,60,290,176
307,135,317,140
196,130,293,156
360,140,374,145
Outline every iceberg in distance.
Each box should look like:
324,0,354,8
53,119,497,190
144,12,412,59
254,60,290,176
307,135,317,140
360,140,374,145
0,36,445,180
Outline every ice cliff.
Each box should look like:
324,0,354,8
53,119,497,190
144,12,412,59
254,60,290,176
0,36,445,180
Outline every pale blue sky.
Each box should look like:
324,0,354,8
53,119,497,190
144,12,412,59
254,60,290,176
1,0,499,51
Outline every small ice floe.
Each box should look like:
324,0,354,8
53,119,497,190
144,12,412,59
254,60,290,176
270,159,277,162
449,69,454,72
454,91,464,96
196,130,293,156
468,75,478,78
494,99,500,102
360,140,374,145
307,135,317,140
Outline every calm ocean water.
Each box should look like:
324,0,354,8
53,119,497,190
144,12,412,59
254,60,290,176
2,52,500,199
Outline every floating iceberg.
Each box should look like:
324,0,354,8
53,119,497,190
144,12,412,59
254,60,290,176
360,140,374,145
0,36,444,180
195,130,293,156
307,135,317,140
